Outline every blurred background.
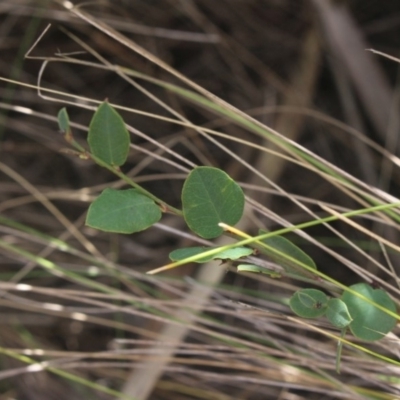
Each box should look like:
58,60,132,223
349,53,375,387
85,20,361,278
1,1,400,399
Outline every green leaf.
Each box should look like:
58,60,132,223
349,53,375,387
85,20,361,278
214,247,253,260
341,283,397,341
259,230,316,276
169,246,252,263
88,101,130,166
237,264,281,278
170,247,212,263
290,289,328,318
182,167,245,239
58,107,70,132
326,298,352,329
86,188,161,233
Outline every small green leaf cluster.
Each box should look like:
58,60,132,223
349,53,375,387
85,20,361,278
290,283,397,341
58,102,398,352
58,103,244,238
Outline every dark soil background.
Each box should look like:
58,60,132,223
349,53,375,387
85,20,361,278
1,1,400,399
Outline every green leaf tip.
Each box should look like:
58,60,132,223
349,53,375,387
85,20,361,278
58,107,70,132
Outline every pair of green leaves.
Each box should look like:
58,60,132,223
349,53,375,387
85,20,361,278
290,283,397,341
58,102,245,239
87,166,244,238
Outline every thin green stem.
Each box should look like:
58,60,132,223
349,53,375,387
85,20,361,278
336,328,346,373
66,132,183,216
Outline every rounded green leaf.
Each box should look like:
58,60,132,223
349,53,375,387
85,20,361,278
182,167,245,239
88,101,130,166
341,283,397,341
169,246,252,263
290,289,328,318
86,188,161,233
326,298,352,329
